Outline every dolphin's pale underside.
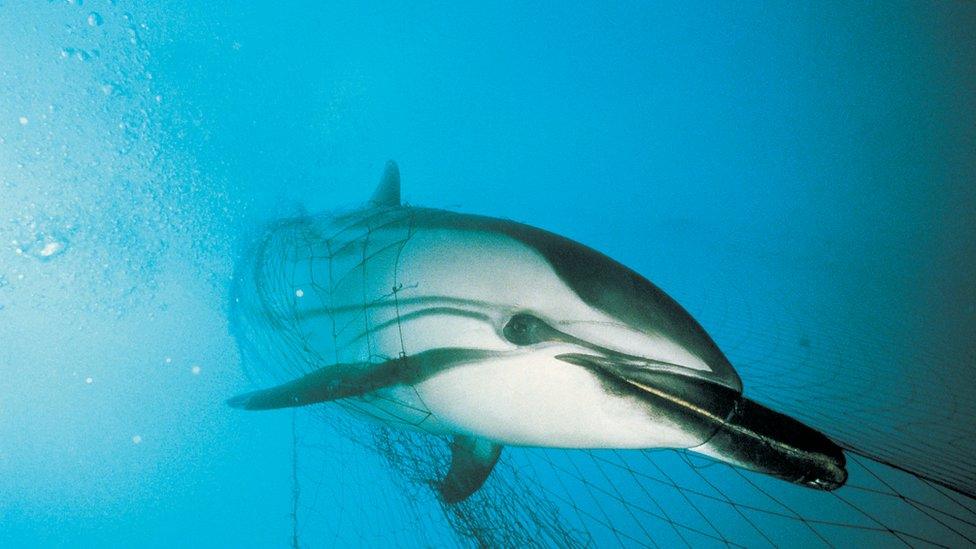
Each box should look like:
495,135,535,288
229,162,847,503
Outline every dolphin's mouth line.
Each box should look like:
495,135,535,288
515,316,739,390
555,352,848,491
615,373,734,427
554,352,740,427
621,374,843,483
553,351,733,390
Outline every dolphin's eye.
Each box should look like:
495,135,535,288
503,313,552,346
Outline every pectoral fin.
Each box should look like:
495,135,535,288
227,358,403,410
439,436,502,504
228,348,497,411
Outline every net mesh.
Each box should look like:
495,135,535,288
232,207,976,547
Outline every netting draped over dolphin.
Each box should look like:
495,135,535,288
229,163,976,547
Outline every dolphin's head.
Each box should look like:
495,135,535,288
388,211,744,450
405,210,741,386
398,212,845,490
508,220,742,394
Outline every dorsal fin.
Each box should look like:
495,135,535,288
369,160,400,207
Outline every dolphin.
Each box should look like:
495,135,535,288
229,161,847,503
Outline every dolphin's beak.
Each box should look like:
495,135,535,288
555,353,848,491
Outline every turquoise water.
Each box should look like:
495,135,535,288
1,1,974,547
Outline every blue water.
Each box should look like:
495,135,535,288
1,1,974,547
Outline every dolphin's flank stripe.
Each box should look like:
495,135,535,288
290,296,499,322
346,307,493,345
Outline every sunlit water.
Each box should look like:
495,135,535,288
1,2,974,547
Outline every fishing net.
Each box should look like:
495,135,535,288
232,206,976,548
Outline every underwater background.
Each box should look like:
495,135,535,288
1,1,974,547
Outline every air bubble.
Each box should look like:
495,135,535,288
87,12,103,27
37,240,65,259
131,435,142,444
21,235,68,261
191,365,201,375
295,288,305,298
18,116,28,125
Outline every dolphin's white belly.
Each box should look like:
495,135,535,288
405,349,705,449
